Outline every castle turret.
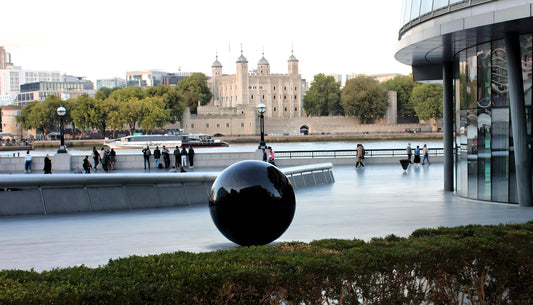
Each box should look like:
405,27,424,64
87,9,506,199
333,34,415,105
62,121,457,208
211,54,223,106
288,49,299,75
235,48,249,107
257,52,270,75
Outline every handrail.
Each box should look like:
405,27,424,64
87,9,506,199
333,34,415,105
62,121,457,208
276,148,444,159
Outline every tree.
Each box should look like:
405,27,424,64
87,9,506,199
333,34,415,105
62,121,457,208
177,73,212,114
303,74,342,116
17,95,66,136
70,95,95,138
146,85,185,123
139,96,171,131
410,83,443,124
382,74,418,119
341,75,389,124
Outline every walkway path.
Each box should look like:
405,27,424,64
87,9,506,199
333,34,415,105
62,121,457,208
1,163,532,271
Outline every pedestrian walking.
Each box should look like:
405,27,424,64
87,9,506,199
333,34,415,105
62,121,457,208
422,144,430,165
109,148,116,170
414,145,421,165
262,148,268,162
101,149,110,173
162,146,170,168
188,145,195,168
82,155,92,174
92,147,100,170
355,144,365,168
43,154,52,174
180,146,188,167
154,146,161,168
142,146,151,169
406,143,412,163
173,146,181,167
24,150,32,173
268,146,276,165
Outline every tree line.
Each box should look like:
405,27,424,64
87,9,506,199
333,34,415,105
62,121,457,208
16,73,212,138
303,73,443,124
13,72,443,139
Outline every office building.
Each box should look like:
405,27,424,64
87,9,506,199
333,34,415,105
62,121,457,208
395,0,532,206
96,77,127,90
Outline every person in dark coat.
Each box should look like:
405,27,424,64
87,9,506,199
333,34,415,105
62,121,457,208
173,146,181,167
154,146,161,168
180,146,188,167
43,154,52,174
82,155,92,174
92,147,100,170
188,145,195,168
162,146,170,168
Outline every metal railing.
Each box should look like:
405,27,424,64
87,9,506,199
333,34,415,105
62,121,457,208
276,148,444,160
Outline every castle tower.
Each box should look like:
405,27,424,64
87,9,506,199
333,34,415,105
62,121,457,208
211,54,223,107
235,48,249,108
288,49,299,75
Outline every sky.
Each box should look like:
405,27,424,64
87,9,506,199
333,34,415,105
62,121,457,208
1,0,411,84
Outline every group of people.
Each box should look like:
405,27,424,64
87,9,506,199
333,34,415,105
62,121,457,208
261,146,276,165
84,147,117,174
142,145,195,171
406,143,431,165
23,150,51,174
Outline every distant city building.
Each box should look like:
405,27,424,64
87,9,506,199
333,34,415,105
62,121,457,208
371,73,401,83
0,46,13,70
346,73,400,83
327,74,343,84
17,80,95,105
96,77,127,90
162,72,193,86
0,69,61,96
126,70,169,88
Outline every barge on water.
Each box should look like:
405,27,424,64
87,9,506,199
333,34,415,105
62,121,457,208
105,134,229,149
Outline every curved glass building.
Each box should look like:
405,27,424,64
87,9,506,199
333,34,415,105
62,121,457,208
395,0,532,206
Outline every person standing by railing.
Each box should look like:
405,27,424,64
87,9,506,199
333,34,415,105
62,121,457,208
142,146,151,170
355,144,365,168
24,150,32,173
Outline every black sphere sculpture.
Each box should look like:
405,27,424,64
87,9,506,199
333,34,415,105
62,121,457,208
209,160,296,246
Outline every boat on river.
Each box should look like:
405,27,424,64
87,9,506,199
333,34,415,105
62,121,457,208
105,134,229,149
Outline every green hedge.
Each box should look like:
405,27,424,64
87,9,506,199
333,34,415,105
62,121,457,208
1,221,532,304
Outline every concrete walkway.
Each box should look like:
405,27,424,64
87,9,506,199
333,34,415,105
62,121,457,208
1,163,532,271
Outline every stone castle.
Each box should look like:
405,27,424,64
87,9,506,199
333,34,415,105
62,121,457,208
177,49,414,136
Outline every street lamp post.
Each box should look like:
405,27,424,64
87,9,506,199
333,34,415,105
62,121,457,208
57,106,67,153
257,103,267,149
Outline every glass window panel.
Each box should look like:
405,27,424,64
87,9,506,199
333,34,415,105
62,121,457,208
410,0,421,20
477,43,491,108
433,0,449,10
491,108,509,202
492,39,509,107
450,0,465,4
401,0,411,25
520,34,532,106
420,0,433,16
477,111,491,200
466,110,478,198
467,47,478,109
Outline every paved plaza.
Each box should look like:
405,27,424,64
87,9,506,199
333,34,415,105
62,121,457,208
1,163,533,271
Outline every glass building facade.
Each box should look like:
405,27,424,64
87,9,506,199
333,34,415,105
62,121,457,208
397,0,532,205
454,35,532,203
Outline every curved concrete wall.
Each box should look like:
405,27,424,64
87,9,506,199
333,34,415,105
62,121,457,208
0,163,334,216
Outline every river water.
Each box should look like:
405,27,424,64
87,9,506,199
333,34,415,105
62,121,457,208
1,140,443,157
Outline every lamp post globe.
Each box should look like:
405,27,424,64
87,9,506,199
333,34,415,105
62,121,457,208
57,106,67,153
257,103,266,149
